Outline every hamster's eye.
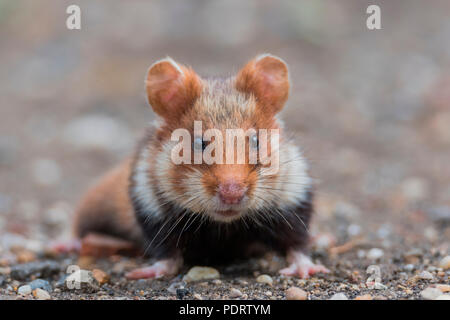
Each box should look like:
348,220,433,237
193,137,207,151
250,135,259,150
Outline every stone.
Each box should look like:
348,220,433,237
176,288,190,299
285,287,307,300
229,288,243,298
92,269,109,285
29,279,52,292
436,295,450,300
256,274,273,286
436,284,450,293
193,293,203,300
404,248,423,264
421,287,442,300
347,224,362,237
183,266,220,282
17,285,32,295
65,269,98,292
404,264,415,272
367,248,384,260
314,233,336,249
15,250,36,264
329,293,348,300
167,282,184,295
33,288,51,300
373,282,387,290
401,178,428,202
438,256,450,270
354,294,372,300
418,270,434,280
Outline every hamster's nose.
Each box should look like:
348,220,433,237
218,181,246,205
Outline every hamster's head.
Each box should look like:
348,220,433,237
145,55,311,223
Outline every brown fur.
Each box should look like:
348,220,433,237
146,58,203,126
73,159,144,244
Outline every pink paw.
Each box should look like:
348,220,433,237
48,239,81,254
279,250,329,279
125,257,182,280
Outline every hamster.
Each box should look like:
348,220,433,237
72,54,329,279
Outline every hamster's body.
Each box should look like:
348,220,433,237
72,55,328,279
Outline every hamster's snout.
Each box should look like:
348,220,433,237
218,181,246,205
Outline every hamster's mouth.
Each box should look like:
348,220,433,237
216,209,240,217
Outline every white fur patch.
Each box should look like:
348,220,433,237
252,139,311,211
131,146,161,219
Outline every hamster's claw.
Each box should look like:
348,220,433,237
279,250,329,279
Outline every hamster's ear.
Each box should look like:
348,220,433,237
146,57,202,121
235,54,289,115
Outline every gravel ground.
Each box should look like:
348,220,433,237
0,206,449,300
1,1,450,300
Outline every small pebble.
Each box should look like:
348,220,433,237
65,269,96,290
436,295,450,300
236,279,248,285
354,294,372,300
29,279,52,292
193,293,203,300
418,270,434,280
16,250,36,264
167,282,184,295
256,274,273,286
367,248,384,260
176,288,190,300
329,293,348,300
436,284,450,293
404,264,415,272
18,285,32,296
33,288,51,300
285,287,307,300
183,266,220,282
404,249,422,264
92,269,109,285
347,224,362,237
0,267,11,275
421,287,442,300
357,250,366,259
229,288,243,298
314,233,336,249
373,282,387,290
438,256,450,270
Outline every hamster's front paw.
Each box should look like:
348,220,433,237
279,250,329,279
48,239,81,254
125,256,182,279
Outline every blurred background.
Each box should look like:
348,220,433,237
0,0,449,255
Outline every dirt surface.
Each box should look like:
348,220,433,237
1,1,450,300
